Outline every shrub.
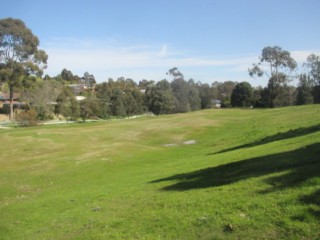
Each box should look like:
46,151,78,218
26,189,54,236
15,109,38,127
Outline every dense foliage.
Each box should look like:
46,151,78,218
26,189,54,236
2,61,320,122
249,46,297,108
0,18,48,120
231,82,253,107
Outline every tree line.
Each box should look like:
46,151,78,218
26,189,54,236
1,18,320,124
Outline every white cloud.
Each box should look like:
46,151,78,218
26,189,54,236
42,38,320,84
158,44,168,58
291,50,320,63
43,43,257,83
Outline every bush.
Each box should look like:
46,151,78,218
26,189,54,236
313,85,320,103
15,109,38,127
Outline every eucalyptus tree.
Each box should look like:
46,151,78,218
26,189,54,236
0,18,48,120
171,78,191,112
61,68,74,82
95,82,112,117
82,72,96,89
55,87,80,121
138,79,155,90
211,81,237,107
167,67,191,112
79,97,103,121
124,83,144,117
21,79,63,120
304,54,320,85
187,79,201,111
249,46,297,107
304,54,320,102
196,82,212,109
146,79,176,115
110,88,126,117
231,81,253,107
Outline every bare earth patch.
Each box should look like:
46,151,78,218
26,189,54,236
183,140,197,145
163,140,197,147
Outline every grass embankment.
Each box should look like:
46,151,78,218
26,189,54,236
0,105,319,239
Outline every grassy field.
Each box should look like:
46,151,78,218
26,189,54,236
0,105,319,239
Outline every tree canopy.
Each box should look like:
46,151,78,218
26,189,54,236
249,46,297,107
231,82,253,107
304,54,320,86
0,18,48,119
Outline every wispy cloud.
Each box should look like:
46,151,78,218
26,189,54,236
158,44,168,58
42,38,320,84
291,50,320,62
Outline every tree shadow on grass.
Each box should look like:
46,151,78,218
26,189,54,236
151,143,320,191
209,125,320,155
151,143,320,219
299,189,320,220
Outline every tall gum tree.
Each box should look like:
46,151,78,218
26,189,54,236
304,54,320,85
304,54,320,103
0,18,47,120
249,46,296,107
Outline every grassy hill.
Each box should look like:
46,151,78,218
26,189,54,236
0,105,319,239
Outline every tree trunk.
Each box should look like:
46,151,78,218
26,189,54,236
9,84,14,121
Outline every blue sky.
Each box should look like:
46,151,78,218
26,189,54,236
2,0,320,86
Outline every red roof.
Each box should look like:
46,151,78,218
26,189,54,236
0,93,20,101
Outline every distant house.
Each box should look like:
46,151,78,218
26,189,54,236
68,84,85,95
212,99,221,108
0,92,26,116
0,92,21,108
69,84,96,95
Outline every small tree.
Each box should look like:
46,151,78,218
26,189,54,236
110,88,126,118
146,79,176,115
80,98,101,121
231,82,253,107
211,81,237,108
252,87,270,108
168,68,191,113
55,87,80,121
304,54,320,86
15,109,38,127
296,74,313,105
21,79,63,120
187,79,201,111
304,54,320,103
61,68,74,82
82,72,96,89
95,82,112,118
197,82,213,109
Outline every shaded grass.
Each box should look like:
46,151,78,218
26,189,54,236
211,124,320,154
151,143,320,191
0,105,320,239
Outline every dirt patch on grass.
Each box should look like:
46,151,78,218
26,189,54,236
163,140,197,147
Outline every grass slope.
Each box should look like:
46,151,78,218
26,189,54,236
0,105,319,239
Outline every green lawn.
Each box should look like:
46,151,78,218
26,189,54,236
0,105,319,239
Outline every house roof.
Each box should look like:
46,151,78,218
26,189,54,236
0,92,20,100
212,99,221,104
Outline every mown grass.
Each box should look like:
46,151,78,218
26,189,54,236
0,105,319,239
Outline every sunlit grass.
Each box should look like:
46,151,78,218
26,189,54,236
0,105,319,239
